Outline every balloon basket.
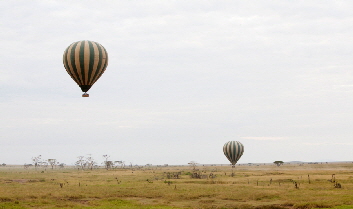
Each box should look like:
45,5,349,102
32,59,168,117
82,93,89,97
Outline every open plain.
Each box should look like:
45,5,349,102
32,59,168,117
1,163,353,209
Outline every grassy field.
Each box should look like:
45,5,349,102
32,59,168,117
1,163,353,209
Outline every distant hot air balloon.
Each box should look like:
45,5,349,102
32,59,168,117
223,141,244,168
63,40,108,97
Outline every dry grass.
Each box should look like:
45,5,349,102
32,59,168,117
0,163,353,208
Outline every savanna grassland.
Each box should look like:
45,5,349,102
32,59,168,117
1,163,353,209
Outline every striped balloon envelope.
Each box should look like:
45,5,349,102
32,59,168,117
63,40,108,97
223,141,244,167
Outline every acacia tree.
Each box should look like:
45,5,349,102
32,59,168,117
86,155,96,170
75,156,85,170
48,159,58,169
32,155,42,170
116,161,125,168
58,163,65,169
188,161,198,171
41,161,49,168
102,155,112,170
273,161,284,166
75,155,97,170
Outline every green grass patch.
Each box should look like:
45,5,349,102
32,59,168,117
317,206,353,209
93,199,179,209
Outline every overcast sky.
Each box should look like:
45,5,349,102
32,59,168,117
1,1,353,166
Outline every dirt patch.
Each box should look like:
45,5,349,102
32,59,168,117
12,179,29,183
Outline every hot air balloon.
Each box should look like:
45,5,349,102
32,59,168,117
63,40,108,97
223,141,244,168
